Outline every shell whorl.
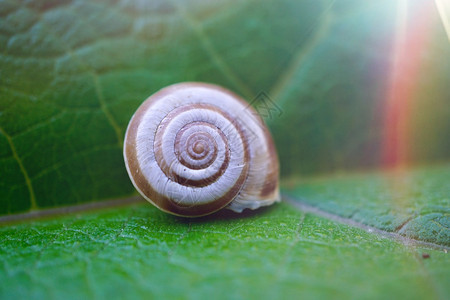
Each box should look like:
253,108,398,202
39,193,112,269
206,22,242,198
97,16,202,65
124,82,280,217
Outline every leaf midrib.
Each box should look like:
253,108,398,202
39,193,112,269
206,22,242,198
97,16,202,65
1,195,448,250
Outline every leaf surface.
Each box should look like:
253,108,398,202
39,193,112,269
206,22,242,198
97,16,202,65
284,164,450,246
1,0,449,213
1,202,449,299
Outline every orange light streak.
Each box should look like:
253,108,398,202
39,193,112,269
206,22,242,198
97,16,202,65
382,0,435,169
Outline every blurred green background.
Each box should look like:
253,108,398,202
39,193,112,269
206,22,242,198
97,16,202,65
0,0,449,214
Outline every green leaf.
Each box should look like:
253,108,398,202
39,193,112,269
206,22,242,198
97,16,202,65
1,0,449,214
284,164,450,246
1,202,448,299
1,1,448,297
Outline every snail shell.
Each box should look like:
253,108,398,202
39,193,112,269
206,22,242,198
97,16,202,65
123,82,280,217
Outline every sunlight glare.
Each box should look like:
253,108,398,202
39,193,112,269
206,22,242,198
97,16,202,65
435,0,450,41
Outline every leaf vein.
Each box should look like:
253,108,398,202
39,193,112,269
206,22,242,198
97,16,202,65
0,126,38,210
169,0,254,99
269,0,336,104
285,195,450,250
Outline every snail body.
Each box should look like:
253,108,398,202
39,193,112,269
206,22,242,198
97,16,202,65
124,82,279,217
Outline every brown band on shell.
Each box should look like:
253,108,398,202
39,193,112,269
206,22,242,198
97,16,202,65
125,128,249,216
175,122,221,170
259,126,280,198
153,104,238,188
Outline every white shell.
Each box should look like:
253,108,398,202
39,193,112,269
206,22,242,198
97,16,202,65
124,82,280,217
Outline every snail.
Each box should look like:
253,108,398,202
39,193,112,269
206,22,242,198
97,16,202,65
123,82,280,217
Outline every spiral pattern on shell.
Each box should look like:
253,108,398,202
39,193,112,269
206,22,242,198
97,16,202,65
124,82,279,217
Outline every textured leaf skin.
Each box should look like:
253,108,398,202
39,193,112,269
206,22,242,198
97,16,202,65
1,0,449,215
284,164,450,246
0,202,448,300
